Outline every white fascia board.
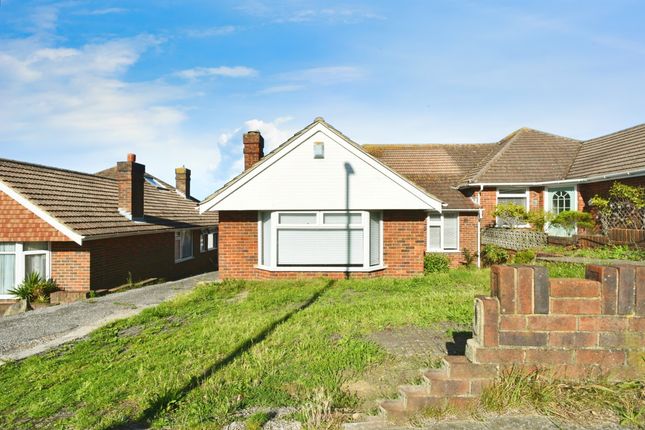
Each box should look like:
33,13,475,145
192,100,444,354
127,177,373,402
200,122,443,213
0,180,84,245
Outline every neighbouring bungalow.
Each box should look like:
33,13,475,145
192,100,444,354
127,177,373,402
200,117,644,279
0,154,218,308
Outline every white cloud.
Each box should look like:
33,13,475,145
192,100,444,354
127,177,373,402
258,84,303,94
278,66,363,85
244,117,295,152
176,66,258,80
184,26,236,38
76,8,129,16
0,27,222,198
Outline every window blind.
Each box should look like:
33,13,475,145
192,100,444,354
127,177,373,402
370,212,381,266
277,229,364,266
443,215,459,250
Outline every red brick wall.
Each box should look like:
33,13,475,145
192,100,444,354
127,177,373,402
528,187,544,211
86,231,216,291
218,210,427,279
479,187,497,228
578,177,645,212
51,242,91,291
468,265,644,379
0,190,69,242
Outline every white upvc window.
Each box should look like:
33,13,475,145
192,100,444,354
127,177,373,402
174,230,194,263
495,188,530,227
200,227,218,253
257,211,384,271
0,242,50,299
427,213,459,252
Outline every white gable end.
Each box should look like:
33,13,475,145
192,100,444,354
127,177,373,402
202,123,443,212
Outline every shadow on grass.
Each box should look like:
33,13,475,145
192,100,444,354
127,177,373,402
108,280,334,430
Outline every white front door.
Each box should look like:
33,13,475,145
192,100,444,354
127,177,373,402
546,187,576,236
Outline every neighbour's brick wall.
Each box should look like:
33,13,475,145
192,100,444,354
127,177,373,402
528,187,544,211
86,231,216,291
578,177,645,213
479,187,497,228
51,242,91,291
218,210,427,279
0,190,69,242
467,264,645,379
441,212,479,267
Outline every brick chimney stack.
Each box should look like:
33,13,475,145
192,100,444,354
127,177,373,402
116,153,145,220
243,131,264,170
175,166,191,198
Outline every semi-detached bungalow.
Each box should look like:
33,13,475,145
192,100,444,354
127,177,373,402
200,117,644,279
0,154,218,308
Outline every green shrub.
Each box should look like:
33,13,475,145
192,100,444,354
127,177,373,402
462,248,477,268
551,210,594,235
481,244,510,266
424,253,450,274
513,249,536,264
8,273,59,303
492,203,528,228
527,209,553,232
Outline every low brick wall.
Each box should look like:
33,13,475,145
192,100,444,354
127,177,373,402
377,263,645,419
468,264,644,379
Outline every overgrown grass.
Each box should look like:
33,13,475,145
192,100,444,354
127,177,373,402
480,368,645,428
0,270,489,429
539,244,645,261
536,262,586,278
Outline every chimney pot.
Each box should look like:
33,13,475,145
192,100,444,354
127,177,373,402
175,166,191,198
127,153,136,162
243,131,264,171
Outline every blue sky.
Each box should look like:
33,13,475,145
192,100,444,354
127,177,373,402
1,1,645,198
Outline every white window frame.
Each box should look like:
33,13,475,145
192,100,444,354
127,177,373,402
495,188,530,228
0,242,51,299
200,227,218,253
256,210,385,272
543,185,579,233
426,212,460,252
174,230,194,263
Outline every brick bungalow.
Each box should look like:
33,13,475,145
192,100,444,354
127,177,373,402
200,117,644,279
0,154,218,306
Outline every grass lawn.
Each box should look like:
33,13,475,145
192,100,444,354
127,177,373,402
0,269,491,429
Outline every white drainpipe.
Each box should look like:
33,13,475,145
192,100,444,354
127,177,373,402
477,185,484,269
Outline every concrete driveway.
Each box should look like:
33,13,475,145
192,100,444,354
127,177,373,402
0,271,218,363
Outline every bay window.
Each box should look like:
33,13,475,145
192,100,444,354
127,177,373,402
258,211,383,270
0,242,50,298
175,230,194,262
427,213,459,251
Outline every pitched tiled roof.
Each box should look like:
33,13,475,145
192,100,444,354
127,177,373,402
363,144,496,209
567,123,645,179
0,158,218,242
462,128,582,184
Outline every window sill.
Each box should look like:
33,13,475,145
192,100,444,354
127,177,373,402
255,264,387,273
0,294,17,300
175,256,195,264
426,249,460,253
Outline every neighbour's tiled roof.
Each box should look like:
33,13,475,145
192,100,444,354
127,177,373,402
0,158,218,241
462,128,582,184
363,144,496,209
567,123,645,179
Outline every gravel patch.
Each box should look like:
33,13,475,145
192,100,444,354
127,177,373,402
0,271,218,362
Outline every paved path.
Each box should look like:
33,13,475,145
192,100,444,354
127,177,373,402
0,271,218,362
537,255,645,266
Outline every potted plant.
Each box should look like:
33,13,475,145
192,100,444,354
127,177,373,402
8,273,60,310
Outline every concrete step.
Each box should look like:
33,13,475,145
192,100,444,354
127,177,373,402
379,399,408,418
399,384,431,410
422,367,449,384
341,416,390,430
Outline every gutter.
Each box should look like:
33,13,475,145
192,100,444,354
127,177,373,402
477,185,483,269
457,167,645,189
